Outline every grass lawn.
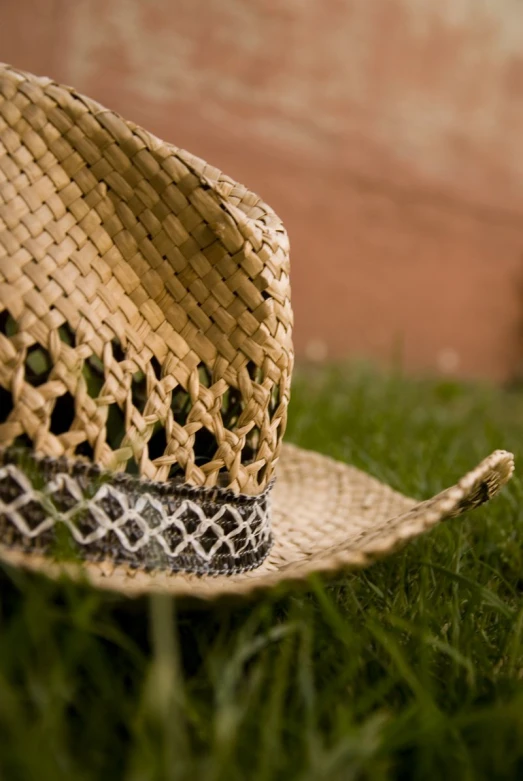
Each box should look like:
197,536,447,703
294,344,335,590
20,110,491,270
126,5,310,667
1,363,522,781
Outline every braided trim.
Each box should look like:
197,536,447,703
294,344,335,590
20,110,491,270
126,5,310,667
0,449,273,576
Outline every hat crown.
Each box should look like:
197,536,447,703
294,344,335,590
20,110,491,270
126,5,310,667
0,64,293,495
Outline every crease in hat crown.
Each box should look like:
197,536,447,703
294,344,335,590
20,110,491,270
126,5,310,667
0,63,293,503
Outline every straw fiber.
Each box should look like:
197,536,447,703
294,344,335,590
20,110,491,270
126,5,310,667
0,64,515,597
0,64,292,496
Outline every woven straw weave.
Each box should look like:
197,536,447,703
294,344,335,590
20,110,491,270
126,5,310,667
0,64,516,597
0,64,293,496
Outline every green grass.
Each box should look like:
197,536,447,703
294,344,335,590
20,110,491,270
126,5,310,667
1,362,523,781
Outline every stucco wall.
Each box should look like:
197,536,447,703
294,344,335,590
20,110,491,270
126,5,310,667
2,0,523,379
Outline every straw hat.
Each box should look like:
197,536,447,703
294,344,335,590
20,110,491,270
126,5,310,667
0,64,514,599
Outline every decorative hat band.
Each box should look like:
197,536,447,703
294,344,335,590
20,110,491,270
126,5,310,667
0,448,273,575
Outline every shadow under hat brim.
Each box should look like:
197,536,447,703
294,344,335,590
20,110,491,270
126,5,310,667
0,443,514,599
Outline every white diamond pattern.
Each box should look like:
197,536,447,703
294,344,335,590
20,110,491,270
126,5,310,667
0,463,272,572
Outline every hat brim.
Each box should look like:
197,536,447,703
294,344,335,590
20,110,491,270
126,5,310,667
0,443,514,599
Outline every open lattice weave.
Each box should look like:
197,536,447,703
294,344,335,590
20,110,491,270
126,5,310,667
0,64,293,498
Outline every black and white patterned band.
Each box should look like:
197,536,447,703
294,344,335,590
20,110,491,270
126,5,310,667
0,449,273,576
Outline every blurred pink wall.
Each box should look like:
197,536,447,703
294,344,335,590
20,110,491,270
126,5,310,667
2,0,523,379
